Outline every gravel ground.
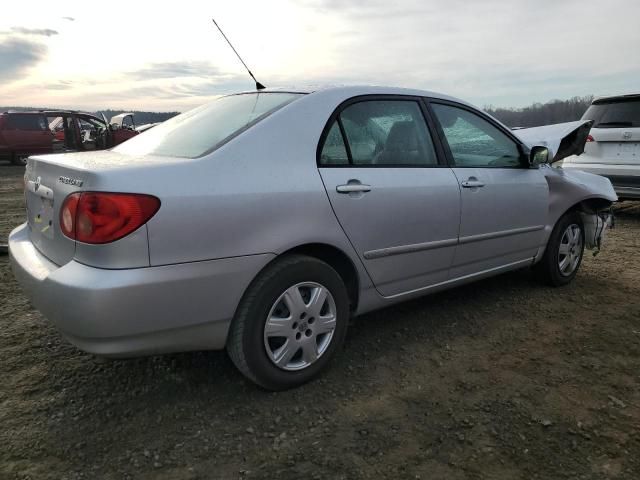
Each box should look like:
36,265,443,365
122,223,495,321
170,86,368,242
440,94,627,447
1,163,639,479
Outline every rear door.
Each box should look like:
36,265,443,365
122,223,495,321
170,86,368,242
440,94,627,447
427,101,548,279
2,114,52,155
111,114,139,146
318,96,461,297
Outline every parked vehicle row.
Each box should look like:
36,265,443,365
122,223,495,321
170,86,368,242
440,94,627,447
0,111,139,165
9,86,616,390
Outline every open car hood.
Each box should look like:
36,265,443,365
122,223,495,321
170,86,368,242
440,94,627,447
513,120,594,163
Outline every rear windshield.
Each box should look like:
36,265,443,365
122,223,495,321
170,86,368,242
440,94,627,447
113,92,304,158
582,99,640,128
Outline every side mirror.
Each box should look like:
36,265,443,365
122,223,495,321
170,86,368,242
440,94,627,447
529,146,549,167
110,123,121,131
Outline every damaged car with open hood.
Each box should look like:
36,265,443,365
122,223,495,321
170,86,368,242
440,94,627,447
0,110,139,165
9,86,616,390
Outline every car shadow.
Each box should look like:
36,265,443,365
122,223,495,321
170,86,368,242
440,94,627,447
45,266,541,403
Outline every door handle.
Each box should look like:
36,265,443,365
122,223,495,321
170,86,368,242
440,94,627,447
461,179,485,188
336,183,371,194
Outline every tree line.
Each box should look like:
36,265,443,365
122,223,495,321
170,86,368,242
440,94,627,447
484,96,594,128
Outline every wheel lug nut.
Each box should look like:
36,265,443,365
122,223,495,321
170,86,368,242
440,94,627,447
296,332,301,340
305,329,312,337
300,312,306,320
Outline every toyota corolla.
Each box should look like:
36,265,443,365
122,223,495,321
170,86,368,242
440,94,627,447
9,86,616,390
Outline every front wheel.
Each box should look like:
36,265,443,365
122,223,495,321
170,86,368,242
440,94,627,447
227,255,350,390
534,212,585,287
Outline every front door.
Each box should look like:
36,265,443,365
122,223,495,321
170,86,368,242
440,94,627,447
428,101,548,278
318,98,461,297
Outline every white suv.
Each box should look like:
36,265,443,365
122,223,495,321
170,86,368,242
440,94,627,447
562,94,640,200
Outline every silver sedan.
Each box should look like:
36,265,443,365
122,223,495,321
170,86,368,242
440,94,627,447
9,86,616,390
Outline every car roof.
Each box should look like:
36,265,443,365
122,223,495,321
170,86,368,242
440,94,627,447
593,93,640,104
229,84,472,106
1,110,97,117
1,110,50,115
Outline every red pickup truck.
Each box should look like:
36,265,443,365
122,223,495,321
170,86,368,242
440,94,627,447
0,111,139,165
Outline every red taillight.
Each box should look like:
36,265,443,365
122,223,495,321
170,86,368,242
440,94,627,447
586,134,595,142
60,192,160,244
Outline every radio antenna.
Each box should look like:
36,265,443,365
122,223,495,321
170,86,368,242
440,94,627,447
212,18,266,91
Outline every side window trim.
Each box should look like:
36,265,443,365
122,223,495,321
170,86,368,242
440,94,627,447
317,94,447,168
418,98,453,167
424,98,528,168
336,117,353,165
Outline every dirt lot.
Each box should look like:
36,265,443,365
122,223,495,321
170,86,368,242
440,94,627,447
1,162,639,480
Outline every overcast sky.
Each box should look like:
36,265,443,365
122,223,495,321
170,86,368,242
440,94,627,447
1,0,639,112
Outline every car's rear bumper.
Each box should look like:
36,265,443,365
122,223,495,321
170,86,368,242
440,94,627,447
9,223,274,357
561,161,640,199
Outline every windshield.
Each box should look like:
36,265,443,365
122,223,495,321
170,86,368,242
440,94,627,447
582,99,640,128
113,92,304,158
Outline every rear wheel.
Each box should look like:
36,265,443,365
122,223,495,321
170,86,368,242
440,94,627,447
227,255,350,390
535,212,585,286
10,154,27,166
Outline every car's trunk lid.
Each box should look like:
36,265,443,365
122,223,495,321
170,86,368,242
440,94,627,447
23,150,183,266
585,127,640,165
23,154,96,266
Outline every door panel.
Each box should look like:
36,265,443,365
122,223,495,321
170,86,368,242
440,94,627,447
320,168,461,296
450,167,548,278
429,101,549,278
2,114,52,155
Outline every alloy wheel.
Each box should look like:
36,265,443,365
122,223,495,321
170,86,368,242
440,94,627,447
263,282,337,371
558,223,583,276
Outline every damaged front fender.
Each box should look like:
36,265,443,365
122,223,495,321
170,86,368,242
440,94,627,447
540,165,616,255
581,210,613,253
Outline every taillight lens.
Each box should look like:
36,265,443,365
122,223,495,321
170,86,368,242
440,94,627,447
60,192,160,244
586,134,595,142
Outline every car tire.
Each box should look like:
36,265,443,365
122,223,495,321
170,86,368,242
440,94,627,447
10,154,27,166
534,211,585,287
227,254,350,390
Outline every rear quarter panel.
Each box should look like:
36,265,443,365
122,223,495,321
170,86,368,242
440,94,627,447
122,91,377,297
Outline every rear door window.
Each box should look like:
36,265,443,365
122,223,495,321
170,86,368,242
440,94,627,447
319,100,438,166
319,122,349,165
6,114,46,130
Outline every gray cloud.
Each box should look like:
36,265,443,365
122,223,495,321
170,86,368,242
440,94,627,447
44,80,74,90
104,75,252,101
305,0,430,19
129,61,224,80
10,27,59,37
62,17,75,22
298,0,640,107
0,38,48,81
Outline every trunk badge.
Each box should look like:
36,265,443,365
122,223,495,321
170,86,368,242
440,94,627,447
58,176,83,187
622,131,632,140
